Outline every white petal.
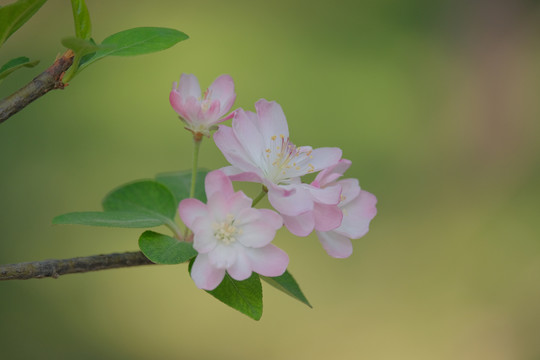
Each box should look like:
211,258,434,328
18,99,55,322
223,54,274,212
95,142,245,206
254,99,289,140
176,73,201,98
227,247,253,281
208,243,238,269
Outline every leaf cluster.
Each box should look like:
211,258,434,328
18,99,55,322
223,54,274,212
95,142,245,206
54,170,311,320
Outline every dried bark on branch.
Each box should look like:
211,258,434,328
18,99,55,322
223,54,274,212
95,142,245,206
0,50,74,124
0,251,156,281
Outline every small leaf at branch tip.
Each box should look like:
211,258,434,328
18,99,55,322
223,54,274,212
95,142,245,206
0,56,39,81
0,0,47,47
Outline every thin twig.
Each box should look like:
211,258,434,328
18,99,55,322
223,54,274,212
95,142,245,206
0,251,157,281
0,50,75,124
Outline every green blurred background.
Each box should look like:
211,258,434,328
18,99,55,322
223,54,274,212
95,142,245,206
1,0,540,359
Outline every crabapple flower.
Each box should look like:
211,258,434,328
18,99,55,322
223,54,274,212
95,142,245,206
170,74,236,137
178,170,288,290
213,99,343,236
311,159,377,258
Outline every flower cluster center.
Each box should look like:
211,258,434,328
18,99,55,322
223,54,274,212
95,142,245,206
212,214,241,245
263,134,314,183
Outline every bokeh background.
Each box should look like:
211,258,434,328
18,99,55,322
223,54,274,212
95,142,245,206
1,0,540,359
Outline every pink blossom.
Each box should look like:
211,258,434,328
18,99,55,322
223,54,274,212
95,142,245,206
170,74,236,137
178,170,288,290
312,159,377,258
213,99,343,236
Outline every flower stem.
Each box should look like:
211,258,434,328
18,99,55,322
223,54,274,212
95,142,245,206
190,135,203,199
252,185,268,207
184,134,203,240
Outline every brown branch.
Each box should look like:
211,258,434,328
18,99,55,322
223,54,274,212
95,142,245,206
0,251,157,281
0,50,75,124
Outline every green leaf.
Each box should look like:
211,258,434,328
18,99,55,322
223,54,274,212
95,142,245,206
139,230,197,264
0,56,39,81
0,0,47,47
189,259,263,320
70,0,91,39
79,27,188,70
52,211,167,228
155,169,208,205
261,270,312,308
102,180,177,223
61,36,100,56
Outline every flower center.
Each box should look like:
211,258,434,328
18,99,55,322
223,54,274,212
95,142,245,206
212,214,241,245
263,134,315,184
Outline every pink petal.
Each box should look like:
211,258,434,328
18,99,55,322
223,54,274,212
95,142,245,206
178,198,208,229
254,99,289,140
316,230,353,258
222,167,264,183
282,211,315,237
228,190,252,214
197,99,221,124
226,248,252,281
205,170,234,202
191,253,226,290
256,209,283,229
191,220,217,253
207,74,236,117
337,178,361,206
308,183,342,205
313,203,343,232
236,220,278,248
336,190,377,239
313,159,352,187
169,91,187,118
176,73,201,99
246,244,289,277
268,184,313,216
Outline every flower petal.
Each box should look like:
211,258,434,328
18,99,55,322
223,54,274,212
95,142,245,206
178,198,208,229
296,147,342,173
205,170,234,202
221,166,264,183
246,244,289,277
316,230,353,258
308,183,342,205
228,190,252,215
176,73,201,98
268,184,313,216
226,247,252,281
282,211,315,237
313,203,343,232
191,253,226,290
214,125,260,174
313,159,352,187
254,99,289,140
236,220,278,248
208,243,238,269
337,178,361,207
207,74,236,117
336,190,377,239
192,219,217,253
232,109,265,164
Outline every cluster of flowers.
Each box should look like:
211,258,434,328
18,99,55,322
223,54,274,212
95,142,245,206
170,74,377,290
